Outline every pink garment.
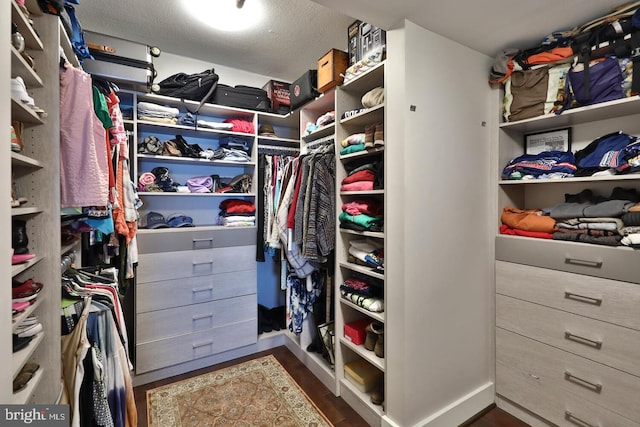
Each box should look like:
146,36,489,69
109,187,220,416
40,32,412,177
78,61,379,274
341,181,374,192
105,90,128,158
59,66,109,208
342,199,383,216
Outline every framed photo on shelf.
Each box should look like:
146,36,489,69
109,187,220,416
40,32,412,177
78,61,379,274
524,127,572,155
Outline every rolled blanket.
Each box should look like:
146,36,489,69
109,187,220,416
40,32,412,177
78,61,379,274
138,172,156,191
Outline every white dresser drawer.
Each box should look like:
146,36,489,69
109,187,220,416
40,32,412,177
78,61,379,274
497,294,640,377
136,294,257,343
137,245,255,283
497,361,640,427
497,328,640,423
495,235,640,284
136,269,256,313
137,226,256,254
496,261,640,331
135,319,256,374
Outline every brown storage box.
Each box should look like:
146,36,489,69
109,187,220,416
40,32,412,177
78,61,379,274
317,49,348,93
344,358,383,393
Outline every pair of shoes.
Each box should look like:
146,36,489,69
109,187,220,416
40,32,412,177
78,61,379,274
13,363,39,392
12,252,36,265
364,124,375,148
12,219,29,254
12,334,33,353
11,77,34,107
374,123,384,147
12,278,43,302
364,321,384,358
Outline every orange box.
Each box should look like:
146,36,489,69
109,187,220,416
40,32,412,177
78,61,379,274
317,48,348,93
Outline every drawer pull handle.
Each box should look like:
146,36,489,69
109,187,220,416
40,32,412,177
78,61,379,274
193,260,214,267
564,371,602,393
192,340,213,349
565,257,603,269
565,331,602,349
192,286,213,294
193,238,214,248
192,314,213,321
565,411,599,427
564,292,602,306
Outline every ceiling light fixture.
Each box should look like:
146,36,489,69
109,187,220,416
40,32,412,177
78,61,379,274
184,0,263,32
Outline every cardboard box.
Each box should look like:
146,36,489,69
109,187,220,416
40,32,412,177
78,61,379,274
359,22,386,62
262,80,291,114
344,358,383,393
347,20,361,66
317,48,348,93
344,318,371,345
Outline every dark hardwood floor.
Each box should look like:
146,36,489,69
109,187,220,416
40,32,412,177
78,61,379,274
133,345,528,426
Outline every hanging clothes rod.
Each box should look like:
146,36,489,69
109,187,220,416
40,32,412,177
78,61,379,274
305,135,335,148
258,144,300,154
61,251,77,274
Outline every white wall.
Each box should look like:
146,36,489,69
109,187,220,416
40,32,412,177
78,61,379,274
384,20,496,427
154,51,277,88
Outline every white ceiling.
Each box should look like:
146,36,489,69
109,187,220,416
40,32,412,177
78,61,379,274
75,0,631,83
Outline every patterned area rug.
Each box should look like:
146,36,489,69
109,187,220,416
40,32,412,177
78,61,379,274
147,355,333,426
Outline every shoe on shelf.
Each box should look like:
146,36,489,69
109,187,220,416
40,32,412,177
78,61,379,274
10,77,35,107
364,124,375,148
364,321,384,352
11,125,21,153
12,219,29,254
12,278,43,302
374,123,384,147
16,322,42,338
370,385,384,406
12,334,32,353
12,252,36,265
13,362,39,392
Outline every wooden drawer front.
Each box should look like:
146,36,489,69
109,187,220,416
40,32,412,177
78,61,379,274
138,226,256,254
497,328,640,423
497,295,640,377
496,261,640,331
136,294,257,343
495,235,640,284
135,319,256,374
497,361,640,427
137,245,255,283
136,269,256,313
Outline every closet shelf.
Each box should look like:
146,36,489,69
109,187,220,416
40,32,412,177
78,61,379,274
12,1,43,51
499,173,640,185
137,153,256,167
11,207,43,217
339,378,386,416
11,97,44,125
339,298,384,323
340,336,385,371
499,96,640,133
257,135,300,144
339,261,384,280
11,45,43,87
12,332,44,378
302,123,335,141
340,229,384,239
341,61,385,92
339,104,384,126
11,151,45,168
138,93,256,120
12,366,44,405
11,255,43,276
138,191,256,197
136,224,257,234
341,189,384,196
339,146,384,161
136,120,256,138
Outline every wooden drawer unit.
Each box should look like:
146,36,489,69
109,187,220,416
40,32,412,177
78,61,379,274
497,328,640,423
137,245,255,283
137,226,256,254
496,261,640,331
497,361,640,427
497,294,640,377
135,319,256,374
496,235,640,285
136,294,256,343
136,269,256,313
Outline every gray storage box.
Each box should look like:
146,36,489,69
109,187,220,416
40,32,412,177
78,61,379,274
82,31,159,92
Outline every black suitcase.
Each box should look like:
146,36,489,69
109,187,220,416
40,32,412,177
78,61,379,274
212,84,270,112
82,31,160,92
290,70,319,110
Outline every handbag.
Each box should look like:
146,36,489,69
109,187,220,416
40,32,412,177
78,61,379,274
155,68,219,114
162,140,182,157
138,135,163,155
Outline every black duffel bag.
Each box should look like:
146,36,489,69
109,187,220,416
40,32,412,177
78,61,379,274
154,68,219,113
